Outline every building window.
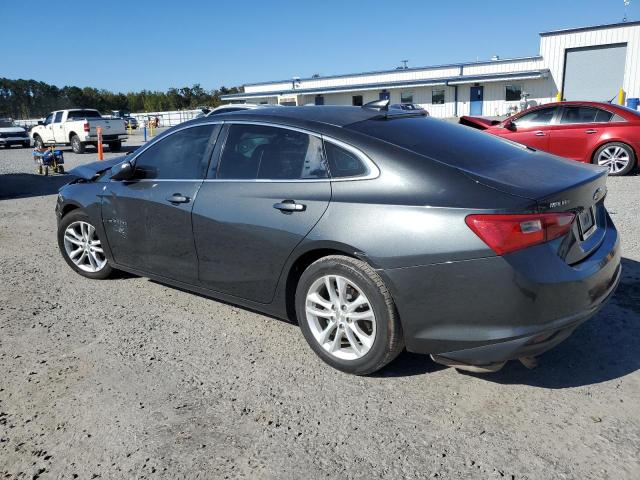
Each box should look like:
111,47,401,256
352,95,363,106
505,84,523,101
432,89,445,105
315,95,324,106
400,92,413,104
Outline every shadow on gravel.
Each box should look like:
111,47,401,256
463,257,640,388
0,173,71,200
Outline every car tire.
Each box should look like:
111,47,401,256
108,141,122,152
71,134,85,154
57,210,114,280
33,135,44,149
22,141,30,148
593,142,636,176
295,255,404,375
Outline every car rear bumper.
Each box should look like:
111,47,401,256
383,214,621,366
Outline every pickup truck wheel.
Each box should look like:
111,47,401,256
108,141,122,152
71,135,85,154
33,135,44,149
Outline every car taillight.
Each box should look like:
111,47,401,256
83,122,90,132
465,212,575,255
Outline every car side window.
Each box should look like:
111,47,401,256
43,114,53,126
513,107,557,127
324,142,367,178
217,124,328,180
53,112,64,123
134,124,216,180
560,106,613,124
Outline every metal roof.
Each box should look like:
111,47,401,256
221,70,550,100
242,56,543,88
540,20,640,37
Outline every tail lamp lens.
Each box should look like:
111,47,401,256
465,212,575,255
83,122,90,132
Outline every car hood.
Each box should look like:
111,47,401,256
68,156,126,180
458,116,501,130
0,127,27,134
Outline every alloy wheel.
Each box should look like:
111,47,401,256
597,145,630,174
63,221,107,273
305,275,376,360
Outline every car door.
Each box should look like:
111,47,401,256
102,123,220,283
192,122,331,304
39,114,56,143
493,106,559,152
547,106,614,162
52,111,66,144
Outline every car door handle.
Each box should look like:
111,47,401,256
166,193,190,204
585,129,598,134
273,200,306,213
534,131,546,136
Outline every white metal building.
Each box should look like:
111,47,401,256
221,21,640,118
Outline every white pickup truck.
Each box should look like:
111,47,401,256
30,109,127,154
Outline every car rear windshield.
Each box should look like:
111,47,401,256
346,116,529,170
67,110,102,120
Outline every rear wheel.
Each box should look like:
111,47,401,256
593,142,636,176
58,210,113,279
295,255,404,375
71,134,85,154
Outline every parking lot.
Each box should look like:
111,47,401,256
0,135,639,479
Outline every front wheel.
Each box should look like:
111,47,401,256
33,135,44,149
593,142,636,176
57,210,113,279
71,134,85,154
295,255,404,375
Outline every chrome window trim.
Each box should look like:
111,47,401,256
209,120,380,183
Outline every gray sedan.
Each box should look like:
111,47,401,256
55,105,620,375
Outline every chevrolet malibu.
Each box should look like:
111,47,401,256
56,105,621,375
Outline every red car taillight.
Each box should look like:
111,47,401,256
465,212,575,255
83,122,90,132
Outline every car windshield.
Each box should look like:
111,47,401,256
617,105,640,117
347,116,528,171
67,110,102,120
0,119,16,128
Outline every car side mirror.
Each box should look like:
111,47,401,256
37,120,44,126
505,120,517,131
110,161,134,181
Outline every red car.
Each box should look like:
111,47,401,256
460,101,640,176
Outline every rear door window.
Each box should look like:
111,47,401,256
134,124,217,179
217,124,328,180
560,106,613,124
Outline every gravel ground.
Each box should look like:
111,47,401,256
1,132,639,479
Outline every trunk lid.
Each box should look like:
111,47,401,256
459,151,609,264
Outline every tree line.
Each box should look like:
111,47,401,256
0,78,241,119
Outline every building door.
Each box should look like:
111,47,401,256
470,86,484,115
562,43,627,101
379,91,390,101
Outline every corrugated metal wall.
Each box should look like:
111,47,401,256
540,24,640,98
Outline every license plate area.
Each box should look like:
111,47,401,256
577,206,596,240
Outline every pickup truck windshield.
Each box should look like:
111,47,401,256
67,110,102,120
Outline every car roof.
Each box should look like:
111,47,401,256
202,105,383,128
